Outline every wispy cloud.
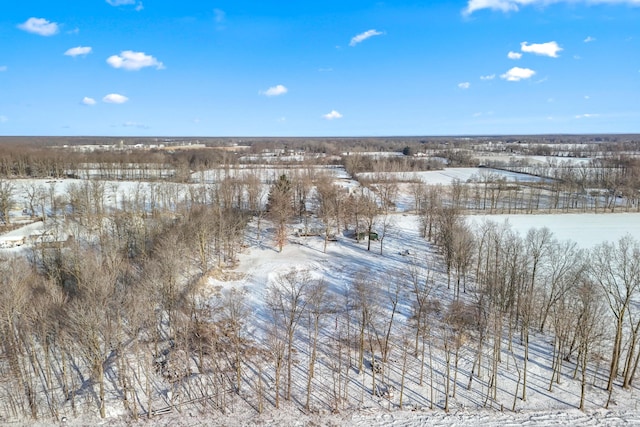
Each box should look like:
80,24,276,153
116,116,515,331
82,97,97,106
106,0,144,11
107,51,164,70
214,9,226,23
501,67,536,81
584,36,596,43
323,110,343,120
458,82,471,89
0,116,8,123
464,0,640,16
521,41,562,57
349,29,384,47
575,113,599,119
473,111,494,117
213,8,226,30
123,121,149,129
18,17,59,36
508,51,522,59
65,46,92,57
103,93,129,104
260,84,288,97
0,66,7,72
480,74,496,80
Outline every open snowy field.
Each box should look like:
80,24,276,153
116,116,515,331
473,154,592,167
467,212,640,248
192,165,350,184
358,168,547,185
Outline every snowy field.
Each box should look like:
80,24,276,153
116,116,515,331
473,154,592,166
467,212,640,248
357,168,547,185
192,165,350,183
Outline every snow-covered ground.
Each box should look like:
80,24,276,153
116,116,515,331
3,171,640,426
473,154,593,166
467,212,640,248
357,168,547,185
192,165,350,183
168,213,640,426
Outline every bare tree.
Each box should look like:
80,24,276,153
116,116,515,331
521,227,553,401
359,188,380,252
572,279,606,410
315,174,340,253
590,235,640,392
0,179,15,224
267,268,311,401
221,288,249,393
24,183,47,220
304,279,331,410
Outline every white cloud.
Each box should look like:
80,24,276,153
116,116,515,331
349,29,384,47
464,0,640,16
107,51,164,71
64,46,92,57
135,2,144,11
501,67,536,81
323,110,343,120
18,17,59,36
106,0,135,5
575,113,598,119
0,66,7,72
82,97,97,106
508,51,522,59
584,95,590,99
458,82,471,89
103,93,129,104
0,116,7,123
584,36,596,43
480,74,496,80
521,41,563,58
123,121,149,129
260,84,288,97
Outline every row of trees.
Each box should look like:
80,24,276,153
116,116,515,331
424,205,640,410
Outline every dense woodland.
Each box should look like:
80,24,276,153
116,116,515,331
0,136,639,423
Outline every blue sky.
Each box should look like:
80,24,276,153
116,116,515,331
1,0,639,136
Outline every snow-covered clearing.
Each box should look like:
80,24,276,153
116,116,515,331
473,154,592,167
467,212,640,248
192,165,350,184
357,168,547,185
